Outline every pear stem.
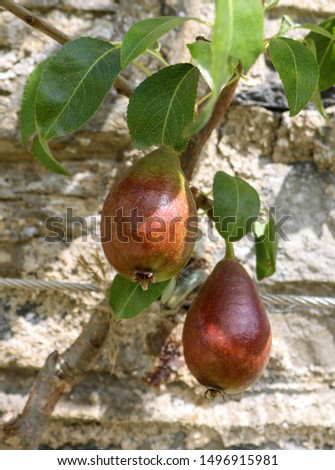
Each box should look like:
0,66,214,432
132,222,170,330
224,240,235,260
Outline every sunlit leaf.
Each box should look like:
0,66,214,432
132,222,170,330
127,64,199,151
269,38,319,115
36,38,121,139
213,171,260,242
109,275,169,319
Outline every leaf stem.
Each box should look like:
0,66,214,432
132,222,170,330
0,0,134,97
196,91,212,107
147,49,169,66
133,60,152,76
224,240,235,260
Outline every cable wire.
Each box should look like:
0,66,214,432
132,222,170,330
0,277,334,309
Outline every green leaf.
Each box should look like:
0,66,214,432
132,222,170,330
121,16,193,69
36,37,121,140
165,270,207,309
299,23,335,41
19,57,71,175
276,15,294,38
212,0,263,91
149,41,160,52
254,214,277,281
305,17,335,91
187,40,213,88
213,171,260,242
185,60,238,138
264,0,280,11
20,58,50,146
269,38,319,116
187,0,263,136
109,275,169,320
127,63,199,151
305,38,329,120
312,87,328,119
160,277,177,304
31,134,70,176
184,97,215,136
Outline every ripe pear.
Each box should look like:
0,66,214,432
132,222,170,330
101,147,198,289
182,258,272,395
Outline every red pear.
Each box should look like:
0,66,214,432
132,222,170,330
101,147,197,289
182,258,272,395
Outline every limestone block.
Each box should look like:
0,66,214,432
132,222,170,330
0,0,335,451
273,110,335,171
277,0,335,14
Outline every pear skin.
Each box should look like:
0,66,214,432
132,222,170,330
101,147,197,288
182,258,272,394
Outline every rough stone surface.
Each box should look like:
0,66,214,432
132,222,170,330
273,109,335,171
276,0,335,14
0,0,335,451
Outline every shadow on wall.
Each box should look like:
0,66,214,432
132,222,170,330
274,162,335,239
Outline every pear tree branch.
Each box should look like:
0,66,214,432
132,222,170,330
0,0,69,44
0,302,110,449
180,78,239,181
0,0,134,97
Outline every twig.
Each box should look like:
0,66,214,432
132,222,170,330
145,326,182,387
0,302,110,449
0,0,69,44
0,0,134,97
180,78,239,181
190,186,214,220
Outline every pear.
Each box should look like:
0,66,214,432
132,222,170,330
101,147,198,289
182,258,272,395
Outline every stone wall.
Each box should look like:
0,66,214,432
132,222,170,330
1,0,335,450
